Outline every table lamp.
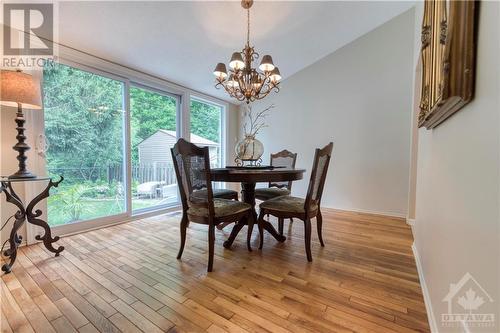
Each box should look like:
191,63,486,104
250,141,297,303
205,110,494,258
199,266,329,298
0,70,42,179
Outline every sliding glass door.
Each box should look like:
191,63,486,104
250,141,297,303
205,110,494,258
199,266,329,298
42,63,223,230
130,85,179,212
43,63,127,226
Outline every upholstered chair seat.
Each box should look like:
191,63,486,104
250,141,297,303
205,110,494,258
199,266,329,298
254,187,290,201
259,196,317,214
188,199,251,218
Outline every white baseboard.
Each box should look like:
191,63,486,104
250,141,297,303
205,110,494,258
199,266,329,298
326,206,407,219
412,242,439,333
406,218,416,226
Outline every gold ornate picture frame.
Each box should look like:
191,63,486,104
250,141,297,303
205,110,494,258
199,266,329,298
418,0,478,129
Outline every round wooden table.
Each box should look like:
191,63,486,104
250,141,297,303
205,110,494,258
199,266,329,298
210,167,305,248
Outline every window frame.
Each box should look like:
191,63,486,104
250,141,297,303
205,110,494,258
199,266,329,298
129,82,182,215
28,44,232,240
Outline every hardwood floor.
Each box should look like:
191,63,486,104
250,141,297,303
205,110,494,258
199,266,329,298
1,208,430,332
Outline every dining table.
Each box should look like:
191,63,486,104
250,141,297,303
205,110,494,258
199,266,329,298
210,167,306,248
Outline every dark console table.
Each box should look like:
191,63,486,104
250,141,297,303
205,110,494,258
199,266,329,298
0,176,64,273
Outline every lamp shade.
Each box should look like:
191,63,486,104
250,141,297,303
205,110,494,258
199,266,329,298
259,55,275,72
270,67,281,83
0,70,42,109
213,63,228,79
229,52,245,70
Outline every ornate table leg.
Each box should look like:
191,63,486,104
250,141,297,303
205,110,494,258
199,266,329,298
224,182,285,249
1,177,64,274
1,182,27,273
26,178,64,256
241,182,257,211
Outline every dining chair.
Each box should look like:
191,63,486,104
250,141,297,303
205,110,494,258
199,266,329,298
257,142,333,262
255,149,297,234
171,139,255,272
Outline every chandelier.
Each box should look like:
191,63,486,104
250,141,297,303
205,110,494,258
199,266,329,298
213,0,281,104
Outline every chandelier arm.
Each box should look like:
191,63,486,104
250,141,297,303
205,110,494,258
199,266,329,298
257,79,272,95
256,89,272,100
255,75,269,96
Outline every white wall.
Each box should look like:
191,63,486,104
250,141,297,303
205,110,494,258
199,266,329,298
247,8,415,217
412,2,500,331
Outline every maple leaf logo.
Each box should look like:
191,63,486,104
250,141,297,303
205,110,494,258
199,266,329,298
457,288,485,313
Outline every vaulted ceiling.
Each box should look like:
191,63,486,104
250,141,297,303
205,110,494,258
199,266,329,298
56,1,415,103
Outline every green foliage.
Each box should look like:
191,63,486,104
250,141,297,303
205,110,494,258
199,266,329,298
43,63,124,178
49,183,93,221
43,63,222,171
190,99,221,143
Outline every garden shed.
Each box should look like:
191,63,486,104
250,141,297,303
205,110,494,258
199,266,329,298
138,130,219,166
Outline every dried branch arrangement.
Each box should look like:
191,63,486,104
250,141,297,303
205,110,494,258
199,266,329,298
242,104,275,137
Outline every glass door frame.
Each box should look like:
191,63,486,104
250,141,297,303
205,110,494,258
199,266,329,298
35,58,131,237
128,82,182,215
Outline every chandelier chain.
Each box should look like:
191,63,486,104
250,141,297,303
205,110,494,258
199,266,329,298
247,8,250,46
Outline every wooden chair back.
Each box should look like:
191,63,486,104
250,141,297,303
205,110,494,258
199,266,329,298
171,139,215,221
304,143,334,213
269,149,297,190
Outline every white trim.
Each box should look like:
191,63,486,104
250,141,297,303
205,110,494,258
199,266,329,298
412,242,439,333
406,218,416,226
1,239,28,252
326,205,407,219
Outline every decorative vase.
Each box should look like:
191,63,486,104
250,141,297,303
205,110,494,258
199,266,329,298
235,135,264,166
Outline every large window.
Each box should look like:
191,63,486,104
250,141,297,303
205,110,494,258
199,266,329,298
190,98,224,168
130,86,179,212
43,63,126,226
